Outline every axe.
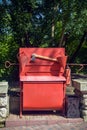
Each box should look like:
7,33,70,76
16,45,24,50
30,53,58,62
30,53,67,69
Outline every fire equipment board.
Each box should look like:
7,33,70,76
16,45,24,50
19,48,67,117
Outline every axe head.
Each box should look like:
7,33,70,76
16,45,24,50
30,54,36,62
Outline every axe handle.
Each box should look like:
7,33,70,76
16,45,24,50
32,53,58,62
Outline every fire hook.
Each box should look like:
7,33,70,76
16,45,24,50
5,61,19,68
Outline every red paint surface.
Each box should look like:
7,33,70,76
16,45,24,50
23,82,64,110
19,48,66,76
20,76,66,82
19,48,67,117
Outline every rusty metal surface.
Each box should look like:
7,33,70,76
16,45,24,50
68,63,87,72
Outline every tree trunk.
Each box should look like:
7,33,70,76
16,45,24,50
59,28,65,47
69,31,87,63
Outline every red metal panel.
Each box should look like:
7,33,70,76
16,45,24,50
19,48,66,77
23,82,65,110
19,48,67,117
20,76,66,82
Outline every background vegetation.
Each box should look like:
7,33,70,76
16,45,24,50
0,0,87,81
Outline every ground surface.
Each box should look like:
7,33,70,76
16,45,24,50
0,111,86,130
1,122,87,130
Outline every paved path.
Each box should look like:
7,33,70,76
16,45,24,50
1,122,87,130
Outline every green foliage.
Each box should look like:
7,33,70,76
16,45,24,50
75,43,87,64
0,0,87,80
0,36,19,81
